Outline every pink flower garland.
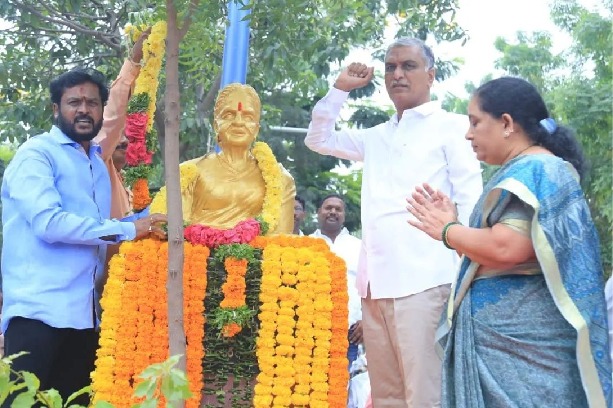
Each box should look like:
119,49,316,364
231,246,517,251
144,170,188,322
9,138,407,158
184,218,261,248
125,112,153,165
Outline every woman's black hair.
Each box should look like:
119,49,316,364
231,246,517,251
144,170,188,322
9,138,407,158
474,76,586,179
49,67,109,106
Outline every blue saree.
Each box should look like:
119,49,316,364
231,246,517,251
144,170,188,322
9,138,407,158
438,154,611,408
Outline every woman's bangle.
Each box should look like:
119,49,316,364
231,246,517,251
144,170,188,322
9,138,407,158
442,221,461,250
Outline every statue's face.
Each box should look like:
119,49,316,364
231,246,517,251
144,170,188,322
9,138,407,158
215,89,261,148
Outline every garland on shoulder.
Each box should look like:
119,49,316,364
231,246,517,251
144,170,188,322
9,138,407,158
251,141,282,233
123,21,167,211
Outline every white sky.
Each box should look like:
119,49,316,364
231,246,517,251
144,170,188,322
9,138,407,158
436,0,570,97
345,0,601,107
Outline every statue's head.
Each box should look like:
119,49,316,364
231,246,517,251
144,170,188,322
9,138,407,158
214,83,261,149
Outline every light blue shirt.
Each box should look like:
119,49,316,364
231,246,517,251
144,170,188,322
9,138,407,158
1,126,136,333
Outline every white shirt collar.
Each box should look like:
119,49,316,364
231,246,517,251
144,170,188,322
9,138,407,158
391,100,442,124
311,227,350,245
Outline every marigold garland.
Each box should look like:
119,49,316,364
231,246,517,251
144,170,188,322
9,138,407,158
94,235,349,407
254,236,349,407
219,257,248,337
92,240,209,407
149,162,198,214
123,21,167,211
251,141,282,232
132,177,152,212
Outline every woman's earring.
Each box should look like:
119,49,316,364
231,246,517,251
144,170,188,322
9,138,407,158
503,130,510,138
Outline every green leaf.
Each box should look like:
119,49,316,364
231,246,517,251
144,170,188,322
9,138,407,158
213,244,256,263
93,401,115,408
39,388,62,408
133,378,157,399
64,385,91,406
11,390,36,408
20,372,39,391
160,369,191,401
136,397,159,408
123,164,155,188
127,93,151,114
138,363,163,380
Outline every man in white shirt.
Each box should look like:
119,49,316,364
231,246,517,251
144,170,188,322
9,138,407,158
305,38,483,407
310,194,363,366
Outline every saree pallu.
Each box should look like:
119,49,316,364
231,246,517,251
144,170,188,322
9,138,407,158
438,154,612,408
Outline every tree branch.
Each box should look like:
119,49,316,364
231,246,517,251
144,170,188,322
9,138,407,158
200,72,221,117
178,0,201,40
12,1,122,52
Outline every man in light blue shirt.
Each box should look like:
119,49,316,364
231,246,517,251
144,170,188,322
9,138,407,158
1,67,166,405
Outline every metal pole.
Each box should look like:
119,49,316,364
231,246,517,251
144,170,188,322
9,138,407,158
220,1,251,87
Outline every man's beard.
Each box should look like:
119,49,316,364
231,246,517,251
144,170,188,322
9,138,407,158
56,113,102,143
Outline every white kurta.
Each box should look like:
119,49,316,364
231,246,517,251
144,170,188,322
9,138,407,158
306,88,483,299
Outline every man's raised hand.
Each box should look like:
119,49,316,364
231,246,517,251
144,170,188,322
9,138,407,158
334,62,374,92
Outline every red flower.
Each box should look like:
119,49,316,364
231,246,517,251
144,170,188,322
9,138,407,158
125,112,148,142
126,141,153,166
184,219,262,247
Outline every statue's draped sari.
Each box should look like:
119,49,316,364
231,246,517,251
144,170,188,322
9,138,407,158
437,154,611,408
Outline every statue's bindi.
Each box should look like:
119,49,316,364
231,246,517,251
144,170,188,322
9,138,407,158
237,102,243,112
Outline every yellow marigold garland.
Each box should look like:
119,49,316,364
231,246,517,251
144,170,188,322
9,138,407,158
254,236,348,407
92,240,209,407
251,141,282,232
149,162,198,215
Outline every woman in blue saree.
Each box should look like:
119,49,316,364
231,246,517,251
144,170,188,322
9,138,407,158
407,77,611,407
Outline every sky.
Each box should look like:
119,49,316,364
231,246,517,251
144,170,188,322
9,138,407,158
346,0,594,107
436,0,571,97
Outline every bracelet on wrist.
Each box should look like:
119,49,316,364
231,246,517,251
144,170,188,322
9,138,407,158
441,221,461,250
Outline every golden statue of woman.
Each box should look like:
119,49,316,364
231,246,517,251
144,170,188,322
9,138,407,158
151,83,295,233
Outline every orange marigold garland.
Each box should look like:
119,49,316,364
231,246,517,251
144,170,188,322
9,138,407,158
210,244,257,338
183,243,209,408
92,240,209,407
219,257,248,337
325,252,350,406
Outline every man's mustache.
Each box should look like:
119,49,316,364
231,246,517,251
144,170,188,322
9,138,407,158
74,115,93,124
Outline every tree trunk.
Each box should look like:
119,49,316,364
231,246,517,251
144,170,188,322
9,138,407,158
165,0,187,394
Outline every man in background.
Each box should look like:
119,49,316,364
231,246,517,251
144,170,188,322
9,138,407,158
310,193,363,367
93,31,150,304
293,194,306,235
